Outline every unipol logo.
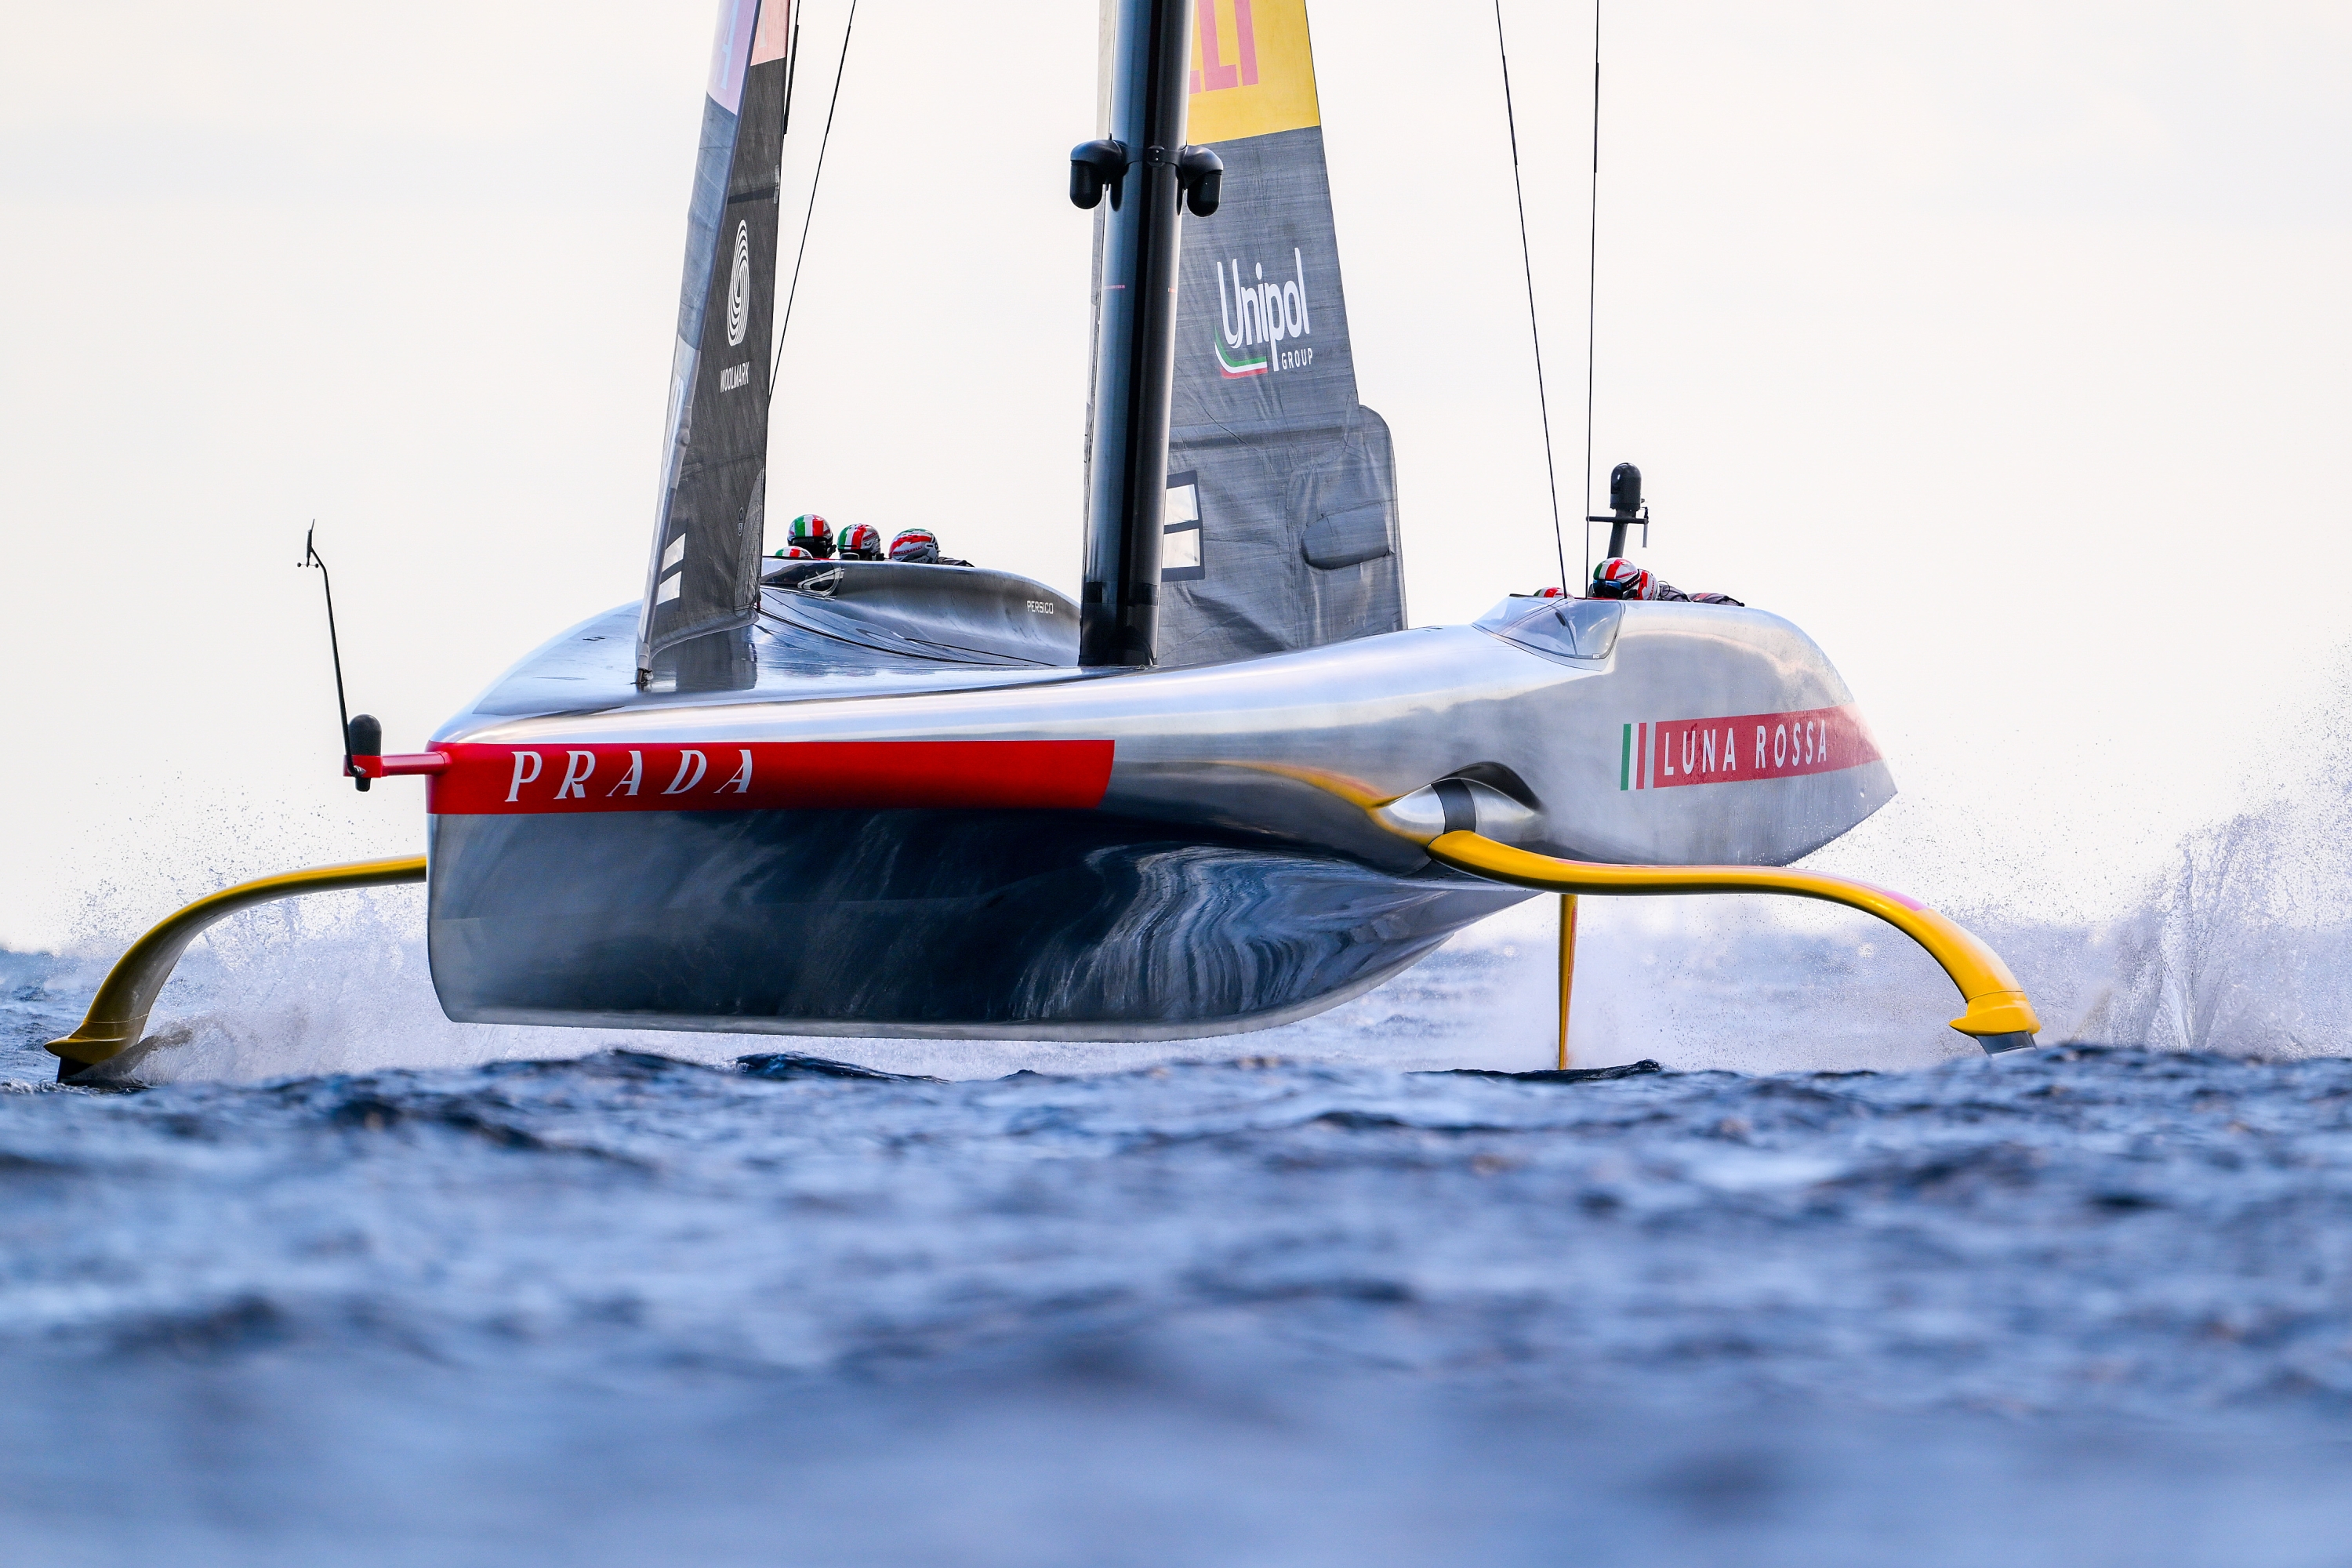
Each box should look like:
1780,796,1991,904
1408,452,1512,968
725,220,751,347
1189,0,1259,94
1214,247,1313,378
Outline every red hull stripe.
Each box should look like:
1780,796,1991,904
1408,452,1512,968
1644,703,1881,790
426,739,1115,816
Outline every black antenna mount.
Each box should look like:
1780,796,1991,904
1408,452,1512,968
300,525,376,792
1586,460,1650,563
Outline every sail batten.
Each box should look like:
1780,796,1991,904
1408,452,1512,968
636,0,792,681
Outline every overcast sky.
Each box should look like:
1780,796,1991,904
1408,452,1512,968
2,0,2347,951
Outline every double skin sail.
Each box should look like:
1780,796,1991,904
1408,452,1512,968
1155,0,1405,668
635,0,792,682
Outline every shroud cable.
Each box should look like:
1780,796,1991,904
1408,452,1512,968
771,0,861,392
1493,0,1568,593
1581,0,1602,584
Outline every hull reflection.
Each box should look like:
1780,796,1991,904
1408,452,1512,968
429,808,1523,1039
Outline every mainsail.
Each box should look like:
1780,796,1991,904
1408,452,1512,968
635,0,792,681
1154,0,1404,668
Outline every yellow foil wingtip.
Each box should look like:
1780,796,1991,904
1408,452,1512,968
47,855,428,1071
1951,991,2042,1040
1422,831,2041,1056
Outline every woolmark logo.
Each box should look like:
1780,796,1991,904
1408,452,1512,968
725,221,751,347
1215,247,1314,378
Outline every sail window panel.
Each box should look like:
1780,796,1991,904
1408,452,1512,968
1166,476,1201,524
1164,473,1206,583
1164,523,1205,579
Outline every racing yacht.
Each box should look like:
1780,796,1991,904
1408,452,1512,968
383,0,1898,1041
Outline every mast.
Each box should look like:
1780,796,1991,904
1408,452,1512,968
1073,0,1209,668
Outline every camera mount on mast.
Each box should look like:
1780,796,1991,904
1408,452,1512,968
1586,460,1650,561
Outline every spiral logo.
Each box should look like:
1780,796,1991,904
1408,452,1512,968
725,221,751,347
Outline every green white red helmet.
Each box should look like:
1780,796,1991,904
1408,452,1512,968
789,514,835,558
888,528,941,564
838,523,884,560
1589,557,1652,599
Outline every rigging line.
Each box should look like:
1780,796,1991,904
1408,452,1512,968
299,524,352,764
1581,0,1601,584
770,0,860,392
779,11,801,134
1493,0,1567,593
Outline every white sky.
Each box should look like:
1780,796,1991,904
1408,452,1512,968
2,0,2347,950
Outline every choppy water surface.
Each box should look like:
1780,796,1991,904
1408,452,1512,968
7,927,2352,1566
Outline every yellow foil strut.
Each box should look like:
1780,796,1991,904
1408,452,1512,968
1425,832,2041,1053
46,856,429,1073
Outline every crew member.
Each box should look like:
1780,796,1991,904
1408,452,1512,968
787,514,836,559
837,523,885,561
887,528,971,567
1588,557,1743,606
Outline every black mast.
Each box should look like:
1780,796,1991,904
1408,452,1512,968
1073,0,1214,668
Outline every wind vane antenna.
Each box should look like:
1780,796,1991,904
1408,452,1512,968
299,524,361,789
1581,0,1602,583
770,0,861,392
1493,0,1568,593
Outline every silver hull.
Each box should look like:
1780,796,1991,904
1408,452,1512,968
424,562,1894,1038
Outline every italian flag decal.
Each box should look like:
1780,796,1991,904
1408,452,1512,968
1621,706,1882,790
1216,333,1269,378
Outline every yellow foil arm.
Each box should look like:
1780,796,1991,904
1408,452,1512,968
1425,832,2041,1051
46,856,429,1072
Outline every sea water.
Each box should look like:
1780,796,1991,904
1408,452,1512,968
5,806,2352,1563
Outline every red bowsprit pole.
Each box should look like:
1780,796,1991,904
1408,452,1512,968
347,749,451,782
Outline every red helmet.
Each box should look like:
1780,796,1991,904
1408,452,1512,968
775,544,814,559
888,528,941,564
839,523,884,560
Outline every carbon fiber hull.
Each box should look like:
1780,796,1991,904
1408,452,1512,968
423,562,1893,1039
427,807,1521,1038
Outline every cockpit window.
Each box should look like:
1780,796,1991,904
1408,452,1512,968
1473,597,1623,662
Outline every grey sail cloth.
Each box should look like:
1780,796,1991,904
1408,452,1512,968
1155,123,1404,669
635,0,790,677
